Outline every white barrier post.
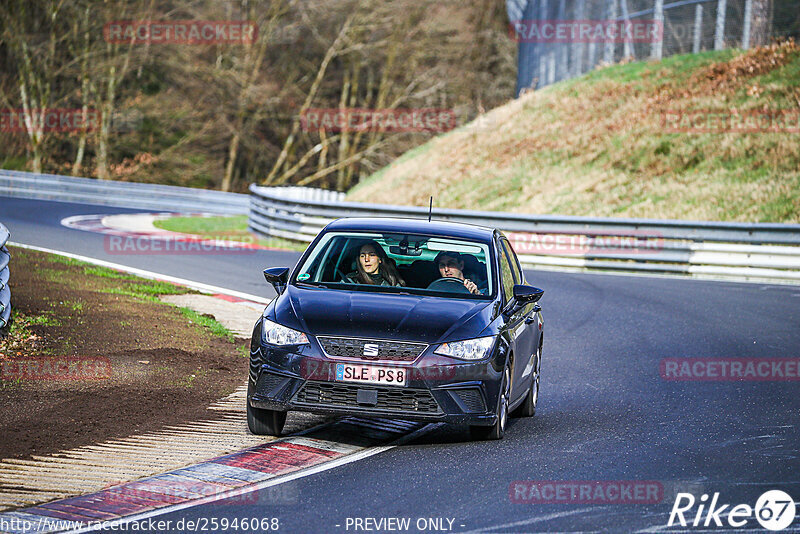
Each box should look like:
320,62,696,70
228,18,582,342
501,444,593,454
714,0,727,50
742,0,753,49
693,4,704,53
652,0,664,59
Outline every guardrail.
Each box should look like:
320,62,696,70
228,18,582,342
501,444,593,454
0,223,11,331
0,169,249,215
249,184,800,284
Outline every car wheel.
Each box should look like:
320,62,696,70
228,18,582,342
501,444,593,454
247,402,287,435
470,365,510,440
246,382,287,436
512,346,540,418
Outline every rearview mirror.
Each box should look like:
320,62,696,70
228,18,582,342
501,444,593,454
512,284,544,304
389,245,422,256
263,267,290,295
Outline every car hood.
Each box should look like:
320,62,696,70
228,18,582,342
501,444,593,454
273,285,494,344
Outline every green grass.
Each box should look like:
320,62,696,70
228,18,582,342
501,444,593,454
179,307,234,342
347,42,800,223
155,215,249,235
153,215,307,251
62,300,85,312
128,281,186,296
43,255,86,267
28,312,62,327
83,266,139,280
2,310,31,339
173,368,209,388
101,281,189,302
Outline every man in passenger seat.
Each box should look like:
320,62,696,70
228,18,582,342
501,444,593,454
434,251,487,295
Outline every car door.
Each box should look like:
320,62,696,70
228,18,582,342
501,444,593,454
496,237,525,402
500,237,538,400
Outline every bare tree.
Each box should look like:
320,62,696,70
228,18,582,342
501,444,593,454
0,0,70,173
88,0,154,180
219,0,292,191
69,3,92,176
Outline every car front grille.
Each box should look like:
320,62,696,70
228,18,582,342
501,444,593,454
317,337,427,362
294,381,441,414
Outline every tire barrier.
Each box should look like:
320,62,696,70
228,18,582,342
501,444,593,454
0,222,11,331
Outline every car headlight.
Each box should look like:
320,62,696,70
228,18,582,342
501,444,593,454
434,336,495,361
261,318,309,346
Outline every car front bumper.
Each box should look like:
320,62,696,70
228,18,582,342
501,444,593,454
248,340,505,427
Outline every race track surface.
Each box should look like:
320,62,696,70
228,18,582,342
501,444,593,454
1,197,798,533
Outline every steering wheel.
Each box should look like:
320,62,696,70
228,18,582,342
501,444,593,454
335,267,351,283
426,277,471,294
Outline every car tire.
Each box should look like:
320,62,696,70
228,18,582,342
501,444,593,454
247,400,287,436
470,365,510,440
512,346,540,418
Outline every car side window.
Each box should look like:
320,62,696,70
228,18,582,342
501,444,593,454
497,242,515,304
501,238,524,285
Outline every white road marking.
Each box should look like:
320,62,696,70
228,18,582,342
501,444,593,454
8,242,272,304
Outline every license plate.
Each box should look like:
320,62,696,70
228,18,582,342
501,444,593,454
335,363,407,386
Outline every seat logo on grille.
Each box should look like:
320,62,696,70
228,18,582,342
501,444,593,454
362,343,379,357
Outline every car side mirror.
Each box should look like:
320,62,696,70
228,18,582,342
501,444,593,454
512,285,543,305
263,267,290,295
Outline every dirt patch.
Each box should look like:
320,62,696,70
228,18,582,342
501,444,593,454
653,40,800,107
0,247,251,460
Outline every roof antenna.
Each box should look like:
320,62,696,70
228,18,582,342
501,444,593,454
428,196,433,222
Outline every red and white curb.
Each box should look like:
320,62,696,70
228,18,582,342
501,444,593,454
0,418,435,534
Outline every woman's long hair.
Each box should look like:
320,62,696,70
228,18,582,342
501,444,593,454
355,240,405,286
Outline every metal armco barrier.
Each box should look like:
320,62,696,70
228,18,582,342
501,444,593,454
249,185,800,284
0,223,11,330
0,169,249,215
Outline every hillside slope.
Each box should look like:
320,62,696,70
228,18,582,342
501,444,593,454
348,42,800,223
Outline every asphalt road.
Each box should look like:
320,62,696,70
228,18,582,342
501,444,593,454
1,197,799,533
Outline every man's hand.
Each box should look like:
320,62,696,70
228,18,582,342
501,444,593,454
463,279,479,295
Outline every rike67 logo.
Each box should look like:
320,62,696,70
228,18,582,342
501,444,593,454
669,490,796,531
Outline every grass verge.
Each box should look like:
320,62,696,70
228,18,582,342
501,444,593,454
348,42,800,223
153,214,307,251
0,247,249,460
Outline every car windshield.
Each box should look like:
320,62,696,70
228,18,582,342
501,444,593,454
293,231,494,299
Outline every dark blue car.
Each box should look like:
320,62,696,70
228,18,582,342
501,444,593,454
248,218,544,439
